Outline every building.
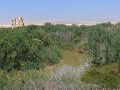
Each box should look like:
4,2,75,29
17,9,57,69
12,17,24,28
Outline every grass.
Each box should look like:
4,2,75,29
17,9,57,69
49,75,94,90
0,50,90,90
0,69,49,90
44,50,94,90
81,63,120,89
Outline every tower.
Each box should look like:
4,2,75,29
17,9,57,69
17,17,24,27
11,17,24,28
11,18,17,28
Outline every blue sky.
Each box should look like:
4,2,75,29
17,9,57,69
0,0,120,23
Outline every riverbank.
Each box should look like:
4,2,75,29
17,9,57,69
44,50,87,78
45,50,91,90
0,50,91,90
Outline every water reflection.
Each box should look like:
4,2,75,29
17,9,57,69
51,50,88,78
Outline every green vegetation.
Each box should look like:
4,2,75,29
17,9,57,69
0,50,88,90
87,24,120,66
0,69,49,90
81,23,120,89
0,22,120,89
41,22,120,89
82,63,120,89
0,26,61,71
41,23,90,51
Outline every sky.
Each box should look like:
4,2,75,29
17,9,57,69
0,0,120,24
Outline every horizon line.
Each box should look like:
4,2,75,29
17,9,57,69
0,19,120,25
0,20,119,28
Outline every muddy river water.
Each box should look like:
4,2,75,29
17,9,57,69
49,50,89,78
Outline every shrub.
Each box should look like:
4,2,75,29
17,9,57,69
82,63,120,89
0,26,61,71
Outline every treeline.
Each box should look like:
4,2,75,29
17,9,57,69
0,26,61,71
41,23,89,50
87,23,120,72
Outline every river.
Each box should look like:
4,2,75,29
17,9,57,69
50,50,89,79
45,50,92,90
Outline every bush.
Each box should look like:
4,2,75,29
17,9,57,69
0,26,61,71
0,70,49,90
87,24,120,66
82,63,120,89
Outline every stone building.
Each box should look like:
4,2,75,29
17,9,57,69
12,19,17,28
12,17,24,28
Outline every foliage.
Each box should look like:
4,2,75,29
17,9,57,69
41,24,75,49
1,22,120,89
0,26,61,71
0,70,49,90
81,23,120,89
25,23,120,67
81,63,120,89
87,23,120,66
